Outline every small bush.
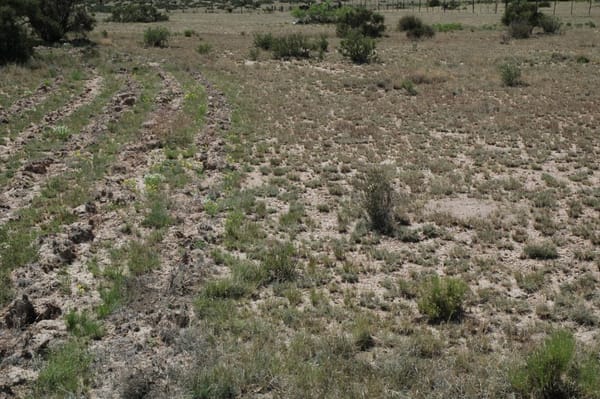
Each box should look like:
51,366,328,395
524,241,559,260
261,242,297,283
144,26,170,48
539,15,562,34
358,168,396,234
508,20,533,38
418,276,468,322
184,29,195,37
253,32,274,50
197,43,212,54
499,62,522,86
271,33,312,59
510,330,576,398
336,7,385,38
339,30,377,64
291,2,341,24
398,15,435,40
398,79,418,95
110,3,168,23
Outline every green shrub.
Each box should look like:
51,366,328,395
197,43,212,54
28,0,95,43
502,1,542,28
0,5,33,65
184,29,195,37
261,242,297,283
253,32,274,50
271,33,312,59
339,30,377,64
358,168,396,234
539,14,562,33
417,276,468,322
523,241,559,260
336,7,385,38
110,3,168,23
291,1,342,24
144,26,170,47
509,20,533,38
499,62,522,86
399,79,418,95
397,15,435,40
510,330,577,398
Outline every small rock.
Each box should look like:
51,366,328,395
122,96,136,106
68,222,94,244
37,303,62,321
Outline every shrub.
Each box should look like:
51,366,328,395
336,7,385,38
261,242,297,283
524,241,559,259
499,62,522,86
339,31,377,64
510,330,577,398
509,20,533,38
28,0,95,43
539,14,562,33
358,168,396,234
144,26,170,48
110,3,168,23
417,276,468,322
0,5,33,65
502,0,542,28
271,33,312,59
398,15,435,40
197,43,212,54
398,15,422,32
291,1,341,24
253,32,274,50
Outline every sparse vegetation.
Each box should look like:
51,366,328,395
109,3,168,23
499,62,522,86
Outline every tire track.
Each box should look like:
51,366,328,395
0,70,104,166
87,70,232,398
0,74,140,225
0,66,181,397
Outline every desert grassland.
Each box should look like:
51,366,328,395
1,3,600,397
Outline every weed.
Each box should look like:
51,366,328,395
35,339,91,396
143,27,170,48
253,32,274,50
357,168,398,235
261,242,297,283
197,43,212,55
499,62,522,87
65,310,104,339
418,275,468,322
524,241,559,260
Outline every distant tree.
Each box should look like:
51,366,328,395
28,0,95,43
0,1,37,64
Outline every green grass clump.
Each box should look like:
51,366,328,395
358,168,398,235
510,330,600,398
65,311,104,339
524,241,559,260
35,339,91,397
417,276,468,322
432,22,463,32
261,242,297,283
253,32,274,50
